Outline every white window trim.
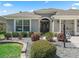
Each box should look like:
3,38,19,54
14,19,31,32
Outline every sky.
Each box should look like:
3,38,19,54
0,1,79,15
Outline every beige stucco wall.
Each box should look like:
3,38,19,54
54,20,60,32
31,19,40,32
4,14,79,36
6,19,14,32
53,15,79,19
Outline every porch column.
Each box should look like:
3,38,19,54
38,19,40,32
59,19,61,32
74,19,77,35
52,20,54,32
14,19,16,32
30,19,31,32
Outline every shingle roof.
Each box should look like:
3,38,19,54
3,8,79,19
56,9,79,15
34,8,63,15
3,12,41,19
34,8,79,15
0,16,6,20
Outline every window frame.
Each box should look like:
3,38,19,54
15,19,30,32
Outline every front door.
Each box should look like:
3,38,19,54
40,18,50,33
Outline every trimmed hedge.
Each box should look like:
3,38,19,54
0,31,6,35
0,34,5,40
5,33,12,37
20,32,27,37
30,40,56,58
45,32,53,38
12,32,19,37
45,32,54,41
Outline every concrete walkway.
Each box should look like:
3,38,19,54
70,36,79,48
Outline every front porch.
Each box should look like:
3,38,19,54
52,19,78,36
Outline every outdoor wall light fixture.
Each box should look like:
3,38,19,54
51,17,54,22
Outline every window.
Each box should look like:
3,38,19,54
23,20,30,31
16,20,22,25
16,20,22,31
16,20,30,32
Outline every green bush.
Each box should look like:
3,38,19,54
20,32,27,37
45,32,53,38
0,34,5,40
45,32,54,41
18,32,23,40
12,32,19,37
0,31,6,35
29,32,34,37
53,32,58,37
5,33,12,37
30,40,56,58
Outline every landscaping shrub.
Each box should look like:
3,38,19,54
53,32,57,37
29,32,34,37
45,32,54,42
20,32,27,37
57,32,68,42
31,32,40,41
18,32,23,40
0,31,6,35
0,34,5,40
12,32,19,37
5,33,12,37
5,33,12,40
40,32,44,35
30,40,56,58
57,32,64,41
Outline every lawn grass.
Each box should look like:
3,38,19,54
0,43,22,58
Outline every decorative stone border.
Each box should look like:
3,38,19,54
0,40,27,58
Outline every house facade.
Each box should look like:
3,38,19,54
0,8,79,35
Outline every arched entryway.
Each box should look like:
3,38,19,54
40,18,50,33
